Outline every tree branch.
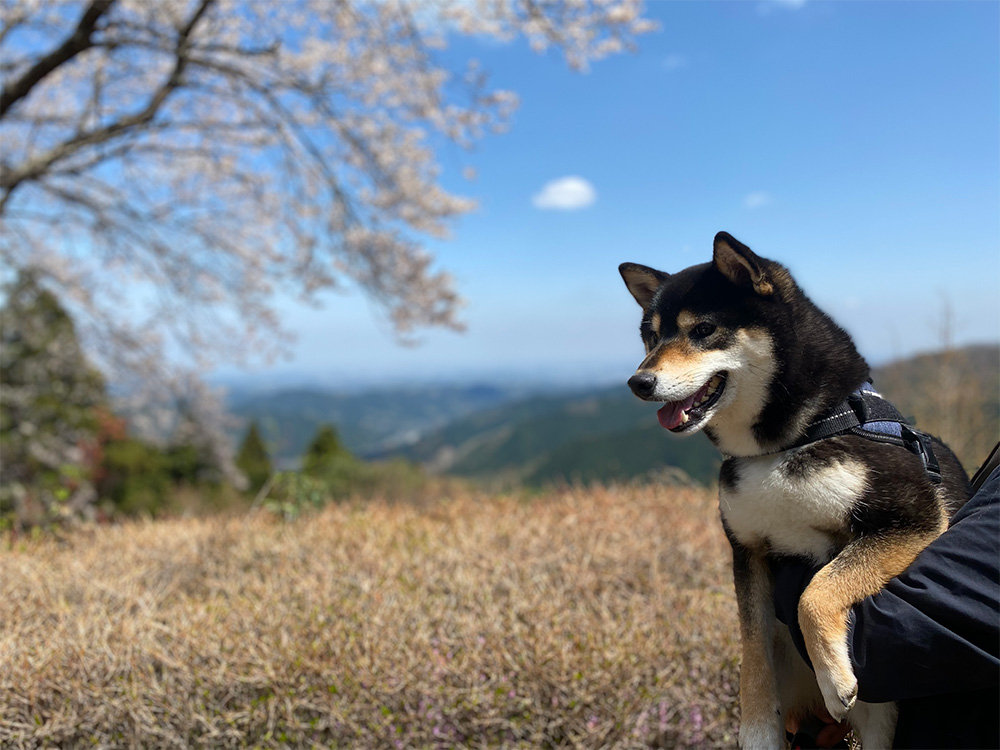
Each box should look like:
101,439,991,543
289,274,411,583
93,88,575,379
0,0,215,200
0,0,116,118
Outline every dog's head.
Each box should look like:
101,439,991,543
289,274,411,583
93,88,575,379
619,232,799,452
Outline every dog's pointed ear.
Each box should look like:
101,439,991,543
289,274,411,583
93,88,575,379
619,263,669,308
712,232,775,296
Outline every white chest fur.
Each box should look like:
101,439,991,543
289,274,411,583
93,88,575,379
719,452,869,561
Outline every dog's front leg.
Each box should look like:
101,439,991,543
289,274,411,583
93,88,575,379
798,529,942,726
732,539,783,749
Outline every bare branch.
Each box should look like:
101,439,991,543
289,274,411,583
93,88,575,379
0,0,115,117
1,0,214,198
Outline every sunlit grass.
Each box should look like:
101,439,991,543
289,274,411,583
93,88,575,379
0,484,740,747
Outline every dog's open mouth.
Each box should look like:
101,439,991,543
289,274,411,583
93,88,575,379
657,372,728,432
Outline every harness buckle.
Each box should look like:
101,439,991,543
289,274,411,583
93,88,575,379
902,426,942,484
847,392,869,424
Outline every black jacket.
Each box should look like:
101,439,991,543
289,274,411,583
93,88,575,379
773,467,1000,749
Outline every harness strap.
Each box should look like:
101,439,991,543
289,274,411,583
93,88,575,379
793,382,942,483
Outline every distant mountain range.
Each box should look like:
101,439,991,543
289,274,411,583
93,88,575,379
369,386,720,486
227,384,534,468
229,344,999,486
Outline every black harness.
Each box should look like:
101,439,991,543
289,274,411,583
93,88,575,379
791,382,942,483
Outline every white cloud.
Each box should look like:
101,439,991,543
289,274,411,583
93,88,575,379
743,191,772,209
662,53,688,72
532,176,597,211
757,0,807,13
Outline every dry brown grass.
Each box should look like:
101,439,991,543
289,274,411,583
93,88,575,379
0,484,740,748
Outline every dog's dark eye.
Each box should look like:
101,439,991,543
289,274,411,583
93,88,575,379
691,322,717,340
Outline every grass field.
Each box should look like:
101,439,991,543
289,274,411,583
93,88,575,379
0,484,740,748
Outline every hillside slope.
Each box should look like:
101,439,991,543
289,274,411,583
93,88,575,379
383,385,720,486
228,384,523,465
384,344,998,486
872,344,999,473
230,344,998,486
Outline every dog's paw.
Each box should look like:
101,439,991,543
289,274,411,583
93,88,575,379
817,668,857,722
738,718,784,749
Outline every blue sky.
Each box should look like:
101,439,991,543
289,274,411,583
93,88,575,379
232,0,999,389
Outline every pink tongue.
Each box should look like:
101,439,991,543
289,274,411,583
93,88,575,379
656,382,710,430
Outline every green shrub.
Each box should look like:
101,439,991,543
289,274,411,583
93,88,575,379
260,472,330,521
301,424,348,477
97,438,171,516
259,458,431,520
235,421,272,495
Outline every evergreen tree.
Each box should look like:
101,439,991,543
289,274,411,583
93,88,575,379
0,270,106,525
301,425,348,477
235,421,272,494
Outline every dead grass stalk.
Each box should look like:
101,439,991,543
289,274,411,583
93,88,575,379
0,484,739,748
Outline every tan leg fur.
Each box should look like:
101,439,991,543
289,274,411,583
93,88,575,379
735,550,785,749
798,525,946,721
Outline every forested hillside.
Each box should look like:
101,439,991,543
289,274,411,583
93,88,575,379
379,344,999,485
228,385,524,466
379,387,720,486
231,344,999,487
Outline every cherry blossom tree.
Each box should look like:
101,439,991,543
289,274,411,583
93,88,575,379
0,0,653,484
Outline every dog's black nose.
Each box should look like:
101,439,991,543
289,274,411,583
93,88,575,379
628,372,657,399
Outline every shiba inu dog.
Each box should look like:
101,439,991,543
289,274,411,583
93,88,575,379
620,232,971,748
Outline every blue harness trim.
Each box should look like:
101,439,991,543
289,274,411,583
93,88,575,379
793,382,942,482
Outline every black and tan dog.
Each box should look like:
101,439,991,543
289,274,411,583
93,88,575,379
620,233,970,748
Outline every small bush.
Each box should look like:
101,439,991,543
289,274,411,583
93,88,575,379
235,421,272,495
97,437,171,516
260,458,434,520
260,471,330,521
